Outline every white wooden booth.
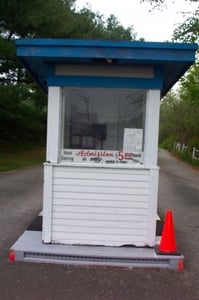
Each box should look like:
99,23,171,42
16,39,197,247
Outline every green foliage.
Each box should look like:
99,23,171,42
105,15,135,40
140,0,198,9
180,63,199,105
67,8,105,39
0,85,47,149
173,149,199,167
189,138,199,149
159,2,199,167
0,147,45,172
159,87,199,147
159,65,199,166
159,91,180,143
0,0,138,150
159,135,177,150
67,7,136,40
173,9,199,43
0,0,72,39
0,37,19,85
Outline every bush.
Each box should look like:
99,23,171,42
173,149,199,167
159,135,177,151
189,138,199,149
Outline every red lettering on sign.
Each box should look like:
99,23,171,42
118,151,133,160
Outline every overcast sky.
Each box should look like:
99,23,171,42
74,0,198,41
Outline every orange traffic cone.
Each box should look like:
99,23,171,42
159,210,177,253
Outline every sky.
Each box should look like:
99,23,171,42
74,0,198,41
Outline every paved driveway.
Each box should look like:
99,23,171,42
0,151,199,300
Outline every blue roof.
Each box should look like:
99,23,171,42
15,39,197,96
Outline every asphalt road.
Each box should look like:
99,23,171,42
0,150,199,300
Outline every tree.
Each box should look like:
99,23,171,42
0,1,137,85
173,9,199,43
140,0,199,9
0,0,73,39
0,0,74,148
0,84,46,147
0,0,138,149
159,91,180,147
68,6,137,41
180,64,199,105
159,86,199,149
105,15,136,40
159,63,199,149
158,0,199,152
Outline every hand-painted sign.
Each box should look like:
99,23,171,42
61,149,143,164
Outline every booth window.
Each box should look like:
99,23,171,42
60,88,146,164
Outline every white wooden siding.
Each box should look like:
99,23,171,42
50,165,152,247
144,90,161,166
46,87,62,163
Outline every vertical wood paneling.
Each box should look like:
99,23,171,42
46,87,61,163
144,90,161,166
42,164,53,243
146,168,159,246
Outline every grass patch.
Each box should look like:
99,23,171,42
0,147,46,172
172,149,199,168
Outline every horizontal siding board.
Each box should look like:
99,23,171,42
52,225,146,236
53,192,148,202
53,199,149,209
52,219,147,229
53,185,149,195
53,178,149,189
54,170,150,182
51,232,146,243
52,212,147,221
54,167,149,174
53,205,148,215
51,165,151,246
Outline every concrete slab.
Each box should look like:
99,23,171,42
10,231,184,270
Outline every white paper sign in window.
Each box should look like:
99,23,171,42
123,128,143,152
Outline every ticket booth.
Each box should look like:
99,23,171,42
16,39,197,248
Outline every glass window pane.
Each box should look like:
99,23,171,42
61,87,146,165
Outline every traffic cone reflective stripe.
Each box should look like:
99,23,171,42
8,250,16,261
159,210,177,253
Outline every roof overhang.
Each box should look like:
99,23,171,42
15,39,197,97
